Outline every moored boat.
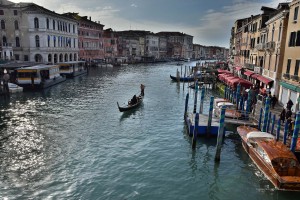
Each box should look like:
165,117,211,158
58,61,87,78
15,64,66,90
213,99,242,119
237,125,300,191
170,74,196,82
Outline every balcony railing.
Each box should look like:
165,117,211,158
255,43,265,51
283,73,290,79
265,41,275,51
291,75,299,81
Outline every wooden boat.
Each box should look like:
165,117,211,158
117,95,143,112
237,125,300,191
213,99,242,119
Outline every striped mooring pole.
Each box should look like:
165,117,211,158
283,121,289,145
199,86,205,114
207,96,214,135
276,118,281,141
236,84,241,109
215,105,226,162
258,107,263,131
192,113,199,149
267,112,272,133
290,112,300,153
246,88,252,119
224,86,227,99
184,93,189,119
193,81,198,113
262,97,270,132
271,114,276,135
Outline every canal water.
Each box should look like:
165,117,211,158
0,61,298,199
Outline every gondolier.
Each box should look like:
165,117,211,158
140,84,145,96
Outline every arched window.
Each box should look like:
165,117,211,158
34,17,39,28
64,53,68,61
14,20,18,30
35,35,40,47
278,22,282,41
3,36,7,45
59,54,63,62
74,53,77,61
53,20,55,30
16,37,20,47
53,36,56,47
68,24,70,32
48,54,52,63
1,20,5,29
46,18,49,29
69,54,72,61
54,54,57,63
47,35,50,47
73,24,75,33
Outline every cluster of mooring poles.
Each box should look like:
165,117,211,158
256,96,300,153
184,80,227,162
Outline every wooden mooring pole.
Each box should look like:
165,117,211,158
215,105,226,162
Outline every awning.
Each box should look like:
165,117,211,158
250,73,259,79
244,70,254,77
255,75,273,85
279,81,299,92
235,66,242,71
217,69,231,74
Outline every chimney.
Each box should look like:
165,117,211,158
89,16,91,20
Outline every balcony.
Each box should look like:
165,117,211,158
291,75,299,82
265,41,275,51
283,73,290,80
255,43,265,51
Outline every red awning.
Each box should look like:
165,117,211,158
235,66,242,71
255,75,273,85
250,73,259,79
228,78,253,89
217,69,231,74
244,70,254,77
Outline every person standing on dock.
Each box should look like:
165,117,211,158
271,95,277,109
287,99,294,110
280,108,286,124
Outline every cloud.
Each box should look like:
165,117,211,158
131,4,138,8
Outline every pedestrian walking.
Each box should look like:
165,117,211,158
280,108,286,124
271,95,277,109
286,109,292,120
287,99,294,110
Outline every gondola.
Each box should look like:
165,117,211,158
170,75,195,82
117,95,143,112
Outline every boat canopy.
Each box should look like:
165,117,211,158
246,131,274,140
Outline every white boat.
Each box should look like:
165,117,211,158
8,82,23,93
58,61,87,78
16,64,66,90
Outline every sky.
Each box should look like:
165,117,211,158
10,0,289,48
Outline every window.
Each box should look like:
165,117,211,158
35,35,40,47
289,32,296,46
278,23,282,41
34,17,39,28
14,20,18,30
294,6,299,21
15,54,20,60
295,60,300,76
16,37,20,47
24,55,29,61
3,36,7,45
286,59,291,74
53,20,55,30
47,35,50,47
13,10,18,15
1,20,5,29
46,18,49,29
0,10,4,15
296,31,300,46
53,36,56,47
